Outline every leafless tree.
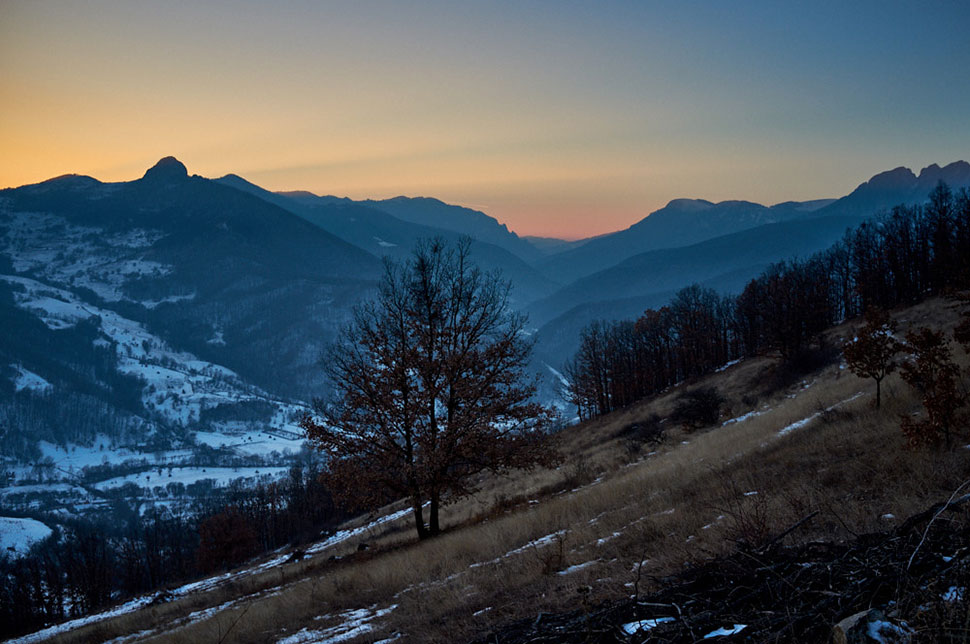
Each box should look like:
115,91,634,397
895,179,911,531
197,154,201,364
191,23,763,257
302,238,553,539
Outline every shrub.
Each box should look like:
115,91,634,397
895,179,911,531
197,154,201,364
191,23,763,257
617,414,666,449
196,507,258,573
670,387,724,431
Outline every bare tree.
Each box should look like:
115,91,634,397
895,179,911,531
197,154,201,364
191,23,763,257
302,238,552,539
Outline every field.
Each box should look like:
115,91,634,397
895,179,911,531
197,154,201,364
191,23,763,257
21,296,970,644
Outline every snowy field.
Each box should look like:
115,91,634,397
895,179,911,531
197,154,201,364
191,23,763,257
192,429,305,457
0,483,94,501
1,211,172,304
91,466,292,491
0,517,53,556
10,364,52,393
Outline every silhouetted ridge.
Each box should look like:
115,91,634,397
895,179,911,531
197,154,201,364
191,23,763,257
862,166,917,191
663,198,715,212
918,160,970,189
142,156,188,183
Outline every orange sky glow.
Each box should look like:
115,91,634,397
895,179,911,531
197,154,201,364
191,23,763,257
2,2,968,240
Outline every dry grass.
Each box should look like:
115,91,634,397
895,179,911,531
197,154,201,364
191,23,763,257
42,297,970,644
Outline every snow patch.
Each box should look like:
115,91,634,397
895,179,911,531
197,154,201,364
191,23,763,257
621,617,675,634
715,359,741,373
0,517,52,556
867,619,912,642
596,532,621,546
722,409,765,427
306,507,414,556
141,293,196,309
277,605,396,644
943,586,964,602
92,466,290,491
544,363,571,390
704,624,747,638
7,596,155,643
557,561,597,575
10,364,52,393
778,392,865,437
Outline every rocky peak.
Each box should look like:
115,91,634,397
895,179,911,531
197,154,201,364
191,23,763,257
142,156,188,183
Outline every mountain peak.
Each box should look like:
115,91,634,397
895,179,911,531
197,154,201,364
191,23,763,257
917,160,970,189
863,166,917,191
142,156,188,183
663,198,715,212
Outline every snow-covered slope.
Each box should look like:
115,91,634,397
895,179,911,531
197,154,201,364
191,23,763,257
0,160,375,517
1,273,305,429
0,516,52,556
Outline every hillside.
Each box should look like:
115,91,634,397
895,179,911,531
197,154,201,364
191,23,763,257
360,196,544,265
528,214,863,329
216,174,560,306
0,158,381,522
21,296,970,644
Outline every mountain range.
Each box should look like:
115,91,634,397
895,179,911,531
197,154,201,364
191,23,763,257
2,157,968,486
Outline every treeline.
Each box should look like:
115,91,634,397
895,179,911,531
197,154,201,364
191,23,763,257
0,458,347,640
567,183,970,419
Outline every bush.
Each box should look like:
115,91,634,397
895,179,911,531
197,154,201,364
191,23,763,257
617,414,666,447
670,387,724,431
768,343,841,392
195,507,258,573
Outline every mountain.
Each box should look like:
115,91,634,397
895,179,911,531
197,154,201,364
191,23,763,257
522,235,591,256
811,160,970,218
216,175,559,306
361,196,544,264
528,215,865,383
531,213,863,328
540,198,833,284
4,157,966,487
540,161,970,284
242,183,544,265
0,157,383,476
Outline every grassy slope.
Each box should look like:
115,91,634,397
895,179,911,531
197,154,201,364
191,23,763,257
44,297,970,644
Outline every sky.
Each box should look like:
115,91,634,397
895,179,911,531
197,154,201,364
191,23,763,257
2,1,968,240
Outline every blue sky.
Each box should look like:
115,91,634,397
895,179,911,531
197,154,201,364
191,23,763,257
2,1,968,237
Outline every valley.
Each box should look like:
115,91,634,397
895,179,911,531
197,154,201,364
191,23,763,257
2,158,969,642
5,5,969,641
14,296,969,643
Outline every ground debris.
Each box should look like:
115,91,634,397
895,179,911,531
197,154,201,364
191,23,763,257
472,500,970,643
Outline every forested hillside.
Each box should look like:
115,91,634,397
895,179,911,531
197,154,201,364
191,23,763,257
567,183,970,418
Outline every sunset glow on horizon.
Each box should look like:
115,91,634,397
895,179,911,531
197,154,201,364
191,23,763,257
2,1,969,239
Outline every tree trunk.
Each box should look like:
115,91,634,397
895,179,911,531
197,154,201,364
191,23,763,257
875,377,882,409
412,495,428,540
429,490,440,536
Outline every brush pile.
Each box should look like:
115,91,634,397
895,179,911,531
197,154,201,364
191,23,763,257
474,496,970,643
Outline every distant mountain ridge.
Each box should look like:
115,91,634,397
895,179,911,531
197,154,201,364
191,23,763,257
812,161,970,218
3,156,967,459
528,214,865,392
360,196,544,264
540,161,970,284
230,183,543,265
216,174,558,305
